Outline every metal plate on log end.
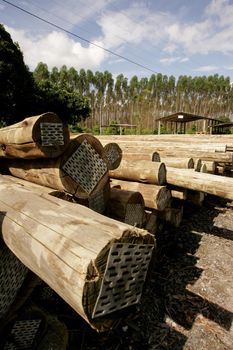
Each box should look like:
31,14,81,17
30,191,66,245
62,139,108,194
0,245,28,319
106,146,120,165
92,242,154,318
125,204,144,227
4,319,42,350
40,123,64,146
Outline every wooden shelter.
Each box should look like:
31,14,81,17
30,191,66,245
157,112,221,135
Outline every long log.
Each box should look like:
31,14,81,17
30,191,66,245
122,152,160,162
166,167,233,200
0,112,70,158
155,157,194,169
0,134,109,199
109,160,166,185
0,176,154,331
110,179,171,210
106,188,145,227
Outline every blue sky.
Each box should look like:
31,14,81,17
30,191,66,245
1,0,233,80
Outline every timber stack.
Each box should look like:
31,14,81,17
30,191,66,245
0,113,157,339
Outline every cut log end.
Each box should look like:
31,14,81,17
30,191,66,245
103,143,122,170
83,229,154,331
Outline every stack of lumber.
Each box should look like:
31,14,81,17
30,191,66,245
97,134,233,174
95,134,233,232
0,114,156,334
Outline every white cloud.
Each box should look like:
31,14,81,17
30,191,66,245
5,25,106,70
97,6,171,49
194,65,219,72
160,56,189,65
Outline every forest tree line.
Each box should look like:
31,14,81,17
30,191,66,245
33,62,233,132
1,23,233,133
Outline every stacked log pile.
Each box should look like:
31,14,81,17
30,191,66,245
96,134,233,232
0,114,156,336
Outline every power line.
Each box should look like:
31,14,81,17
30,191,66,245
2,0,159,75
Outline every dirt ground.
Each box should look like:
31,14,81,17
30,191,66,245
64,194,233,350
6,192,233,349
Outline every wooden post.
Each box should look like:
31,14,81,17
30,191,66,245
166,167,233,200
106,188,145,227
0,134,109,200
0,176,155,331
158,120,161,135
109,160,167,185
110,179,171,211
0,112,70,159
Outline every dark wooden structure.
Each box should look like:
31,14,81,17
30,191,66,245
157,112,221,135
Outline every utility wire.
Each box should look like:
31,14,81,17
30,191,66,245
2,0,159,75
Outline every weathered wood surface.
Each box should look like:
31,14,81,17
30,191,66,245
166,167,233,200
0,175,154,331
0,134,109,199
158,206,183,227
155,157,194,169
106,188,145,227
0,113,70,158
110,179,171,210
122,152,160,162
103,142,122,170
109,160,166,185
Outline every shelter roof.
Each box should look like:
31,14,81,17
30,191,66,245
158,112,220,123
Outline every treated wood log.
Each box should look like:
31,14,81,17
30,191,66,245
106,188,145,227
110,179,171,210
109,160,166,185
0,175,154,331
201,161,216,174
0,134,109,199
166,167,233,200
187,190,205,206
0,112,70,158
158,206,183,227
145,210,157,235
122,151,160,162
171,189,188,200
155,157,194,169
103,143,122,170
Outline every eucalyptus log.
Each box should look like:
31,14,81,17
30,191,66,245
0,112,70,158
171,189,188,200
0,134,109,199
158,206,183,227
103,142,122,170
155,157,194,169
0,176,154,331
194,159,202,171
145,210,157,235
201,161,216,174
106,188,145,227
187,190,205,206
110,179,171,210
166,167,233,200
122,152,160,162
109,160,166,185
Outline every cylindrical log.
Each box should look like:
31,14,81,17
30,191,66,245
187,190,205,206
201,161,216,174
158,207,183,227
155,157,194,169
109,160,166,185
0,134,109,199
166,167,233,200
0,176,154,331
110,179,171,211
145,210,157,235
103,143,122,170
122,152,160,162
106,188,145,227
0,112,70,158
171,189,187,200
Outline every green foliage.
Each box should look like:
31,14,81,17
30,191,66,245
0,24,37,124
